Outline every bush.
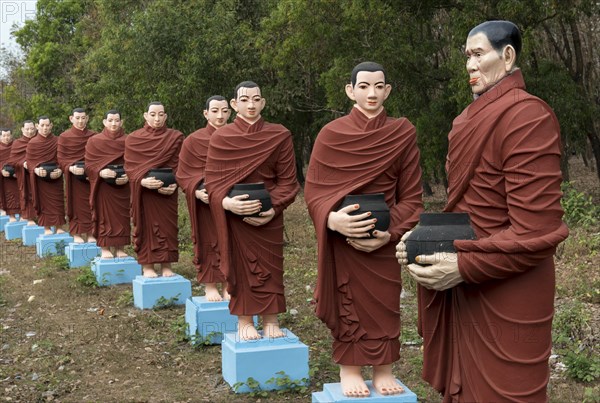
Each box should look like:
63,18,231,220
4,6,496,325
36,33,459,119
561,182,600,228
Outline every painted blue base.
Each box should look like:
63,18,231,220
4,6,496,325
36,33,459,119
185,296,257,345
65,242,101,268
132,274,192,309
22,225,46,246
222,328,309,393
0,215,9,232
36,233,74,257
4,220,27,240
312,379,417,402
91,256,141,286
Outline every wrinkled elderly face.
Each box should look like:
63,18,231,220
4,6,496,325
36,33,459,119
204,100,231,128
231,87,265,123
346,70,391,117
0,130,12,145
22,122,36,138
144,104,167,129
36,119,53,137
103,113,122,133
465,33,508,95
69,111,89,130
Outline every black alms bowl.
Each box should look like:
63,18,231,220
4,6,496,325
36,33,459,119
338,193,390,238
228,182,272,217
103,164,126,185
146,167,176,187
39,162,59,181
72,160,87,181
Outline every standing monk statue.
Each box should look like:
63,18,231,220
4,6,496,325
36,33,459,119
205,81,300,340
26,116,66,235
124,102,183,278
58,108,97,243
304,62,423,397
85,110,131,259
396,20,569,402
0,128,20,222
177,96,231,301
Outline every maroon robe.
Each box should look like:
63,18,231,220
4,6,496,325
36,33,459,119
58,127,96,234
419,70,569,402
205,116,299,316
124,123,183,265
305,107,423,365
6,136,36,219
176,124,224,284
0,140,20,215
85,128,130,247
26,134,66,227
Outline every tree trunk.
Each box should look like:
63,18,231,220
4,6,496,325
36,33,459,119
587,128,600,183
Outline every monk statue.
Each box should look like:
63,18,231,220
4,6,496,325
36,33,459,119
124,102,183,278
58,108,97,243
304,62,423,397
85,110,131,259
396,20,569,402
177,96,231,301
26,116,66,235
205,81,300,340
0,128,20,222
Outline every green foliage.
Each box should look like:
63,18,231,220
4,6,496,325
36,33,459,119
564,349,600,383
116,290,134,307
583,386,600,403
154,293,181,310
75,266,99,288
233,372,308,398
40,254,69,273
553,300,589,348
561,182,600,228
169,315,189,343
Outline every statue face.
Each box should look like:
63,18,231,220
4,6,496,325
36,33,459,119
69,111,89,130
0,131,12,145
465,33,509,95
22,122,36,138
231,86,265,123
143,104,167,129
345,70,391,118
204,100,231,128
103,113,123,133
36,119,53,137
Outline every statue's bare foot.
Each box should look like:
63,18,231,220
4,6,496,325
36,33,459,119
143,267,159,278
340,365,370,397
222,287,231,301
263,322,285,339
8,217,16,223
204,283,223,301
161,267,175,277
56,228,65,234
100,248,114,259
373,364,403,396
238,316,261,341
73,235,85,243
27,220,36,226
115,248,128,258
87,236,96,243
44,228,53,235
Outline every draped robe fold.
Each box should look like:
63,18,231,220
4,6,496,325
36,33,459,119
176,124,224,284
6,136,36,219
26,134,66,227
85,128,130,247
205,117,300,316
304,107,423,365
58,127,96,235
419,70,569,402
124,123,183,265
0,141,20,215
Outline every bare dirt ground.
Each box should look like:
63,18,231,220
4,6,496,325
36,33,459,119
0,156,598,402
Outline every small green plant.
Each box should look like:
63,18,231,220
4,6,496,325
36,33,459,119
76,266,98,288
39,255,70,275
116,290,134,307
561,182,600,228
190,331,222,347
169,315,188,343
564,349,600,383
265,371,309,395
233,377,268,398
583,386,600,402
154,293,181,309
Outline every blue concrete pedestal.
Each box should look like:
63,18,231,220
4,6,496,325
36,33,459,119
185,296,258,345
36,233,74,257
91,256,141,286
0,215,9,232
22,225,46,246
312,379,417,402
4,220,27,240
222,328,309,393
65,242,101,268
132,274,192,309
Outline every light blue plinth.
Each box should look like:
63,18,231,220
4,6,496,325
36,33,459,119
0,215,9,232
185,296,258,345
22,225,45,246
4,221,27,240
312,379,417,402
132,274,192,309
222,328,309,393
36,233,74,257
65,242,101,268
91,256,141,286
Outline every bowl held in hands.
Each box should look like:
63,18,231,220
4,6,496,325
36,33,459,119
228,182,272,217
338,193,390,238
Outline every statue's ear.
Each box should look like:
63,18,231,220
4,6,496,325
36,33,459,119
345,83,356,101
503,45,517,72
